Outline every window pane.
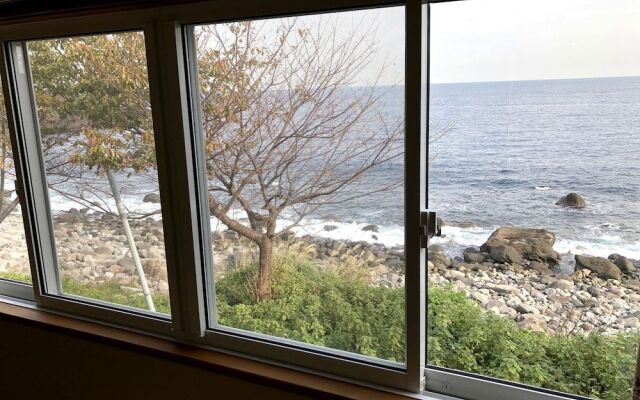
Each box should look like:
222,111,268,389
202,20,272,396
27,32,170,314
0,83,31,284
428,0,640,398
195,8,406,361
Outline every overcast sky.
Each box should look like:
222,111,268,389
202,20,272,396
430,0,640,83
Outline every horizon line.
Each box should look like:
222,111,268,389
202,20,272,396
430,73,640,85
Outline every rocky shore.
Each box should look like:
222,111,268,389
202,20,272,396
1,208,640,337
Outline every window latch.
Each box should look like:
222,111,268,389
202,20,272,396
419,210,441,248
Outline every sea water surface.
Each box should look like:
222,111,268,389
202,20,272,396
36,76,640,264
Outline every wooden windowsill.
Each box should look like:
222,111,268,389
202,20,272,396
0,300,423,400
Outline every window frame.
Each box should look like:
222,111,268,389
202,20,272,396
0,0,616,399
0,0,427,393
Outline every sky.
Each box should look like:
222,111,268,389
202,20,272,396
429,0,640,83
198,0,640,86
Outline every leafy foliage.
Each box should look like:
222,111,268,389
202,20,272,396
428,286,638,400
216,249,406,361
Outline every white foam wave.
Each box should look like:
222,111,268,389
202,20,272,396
555,236,640,260
535,186,550,190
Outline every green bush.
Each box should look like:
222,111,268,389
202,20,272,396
217,249,638,399
216,250,405,361
428,286,638,400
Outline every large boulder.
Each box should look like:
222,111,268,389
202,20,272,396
608,254,637,274
555,192,586,209
489,245,522,264
575,255,621,280
481,227,560,264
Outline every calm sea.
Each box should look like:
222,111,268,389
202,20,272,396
39,76,640,265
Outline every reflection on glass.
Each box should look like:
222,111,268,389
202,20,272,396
428,0,640,398
27,32,170,314
195,8,406,361
0,82,31,284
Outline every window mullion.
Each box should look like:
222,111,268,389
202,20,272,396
405,0,426,392
144,20,206,338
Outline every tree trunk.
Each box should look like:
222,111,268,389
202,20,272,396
106,169,156,312
256,236,273,301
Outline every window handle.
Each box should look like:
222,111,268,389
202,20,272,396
419,210,441,248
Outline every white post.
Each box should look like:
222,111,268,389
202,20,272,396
106,169,156,312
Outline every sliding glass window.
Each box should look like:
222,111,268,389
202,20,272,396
426,1,640,399
0,80,31,287
15,32,171,314
191,7,409,360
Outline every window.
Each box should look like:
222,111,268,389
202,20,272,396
192,8,407,362
0,0,637,399
0,80,31,286
426,0,640,399
20,32,171,314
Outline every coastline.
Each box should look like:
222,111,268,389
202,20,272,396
1,209,640,337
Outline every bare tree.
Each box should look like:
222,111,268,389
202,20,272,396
198,19,404,300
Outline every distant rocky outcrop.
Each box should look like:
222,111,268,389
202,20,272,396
481,227,561,264
556,192,586,209
575,255,621,280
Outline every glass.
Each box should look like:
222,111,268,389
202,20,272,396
27,32,170,314
194,7,406,361
427,0,640,398
0,82,31,284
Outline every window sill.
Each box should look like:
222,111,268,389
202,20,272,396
0,299,443,400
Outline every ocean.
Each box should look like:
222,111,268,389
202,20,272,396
32,76,640,268
279,76,640,269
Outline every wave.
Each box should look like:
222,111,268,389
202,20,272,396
535,186,551,190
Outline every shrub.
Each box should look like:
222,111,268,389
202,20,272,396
216,248,406,361
428,286,638,400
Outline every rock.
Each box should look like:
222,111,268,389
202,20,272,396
95,246,112,255
517,314,549,332
428,244,445,253
611,255,637,274
622,317,640,329
490,284,519,294
528,261,552,275
481,227,560,264
464,250,488,264
575,255,621,280
428,251,452,268
555,192,586,209
58,211,83,224
489,244,522,264
586,286,602,298
361,224,379,233
143,193,161,204
323,225,338,232
117,258,136,274
471,292,489,305
146,246,164,260
549,279,574,291
142,259,167,280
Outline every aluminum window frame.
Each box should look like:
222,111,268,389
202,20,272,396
0,0,600,398
181,1,426,391
0,0,426,393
